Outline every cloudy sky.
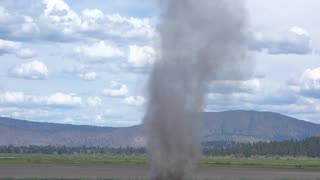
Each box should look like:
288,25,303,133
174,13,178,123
0,0,320,126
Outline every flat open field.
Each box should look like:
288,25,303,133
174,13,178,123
1,154,320,179
2,154,320,168
1,163,320,179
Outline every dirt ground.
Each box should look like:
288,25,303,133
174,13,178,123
1,163,320,179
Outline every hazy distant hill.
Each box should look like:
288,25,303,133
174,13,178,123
0,110,319,147
202,111,320,142
0,118,144,147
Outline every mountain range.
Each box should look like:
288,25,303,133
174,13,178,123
0,110,319,147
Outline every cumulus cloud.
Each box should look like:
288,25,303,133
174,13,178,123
45,92,82,106
64,117,75,124
128,45,156,67
291,26,309,36
78,71,98,81
103,81,128,97
297,67,320,99
0,6,9,22
94,114,106,124
0,1,155,42
0,91,25,104
0,106,52,120
209,79,261,94
124,96,146,106
38,0,82,41
282,67,320,103
206,81,303,112
206,90,302,114
0,91,88,108
10,60,48,80
0,39,35,58
252,88,299,105
0,39,20,54
19,16,40,35
0,5,40,41
16,48,36,58
86,96,102,107
82,9,104,20
80,10,155,40
75,41,124,61
249,26,314,55
63,64,100,81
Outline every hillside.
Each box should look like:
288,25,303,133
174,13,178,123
202,111,320,142
0,110,319,147
0,117,144,147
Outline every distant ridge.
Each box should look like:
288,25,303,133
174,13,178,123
1,110,319,147
202,110,320,142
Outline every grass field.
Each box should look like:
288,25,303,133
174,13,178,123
1,153,320,169
2,154,320,179
0,154,146,165
202,156,320,168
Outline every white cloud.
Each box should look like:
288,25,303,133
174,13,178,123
40,0,81,40
10,60,48,80
81,9,104,23
128,45,156,67
75,41,124,61
0,91,25,103
301,67,320,88
103,81,128,97
0,39,35,58
78,71,98,81
0,6,9,22
16,48,36,58
0,91,105,108
94,114,105,123
249,26,314,55
0,1,156,42
101,14,155,39
0,5,41,41
0,106,66,122
124,96,146,106
64,117,75,124
45,92,82,106
80,8,155,39
86,96,102,107
5,108,51,120
20,16,39,34
209,79,261,94
0,39,20,52
29,92,82,107
43,0,75,17
296,67,320,99
291,26,309,36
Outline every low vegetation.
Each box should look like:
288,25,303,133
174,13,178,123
1,153,320,169
0,153,146,165
0,146,145,156
1,137,320,168
203,136,320,157
1,136,320,157
202,156,320,168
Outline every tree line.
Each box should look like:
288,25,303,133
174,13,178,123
203,136,320,157
0,145,145,155
0,136,319,157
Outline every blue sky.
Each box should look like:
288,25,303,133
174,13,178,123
0,0,320,126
